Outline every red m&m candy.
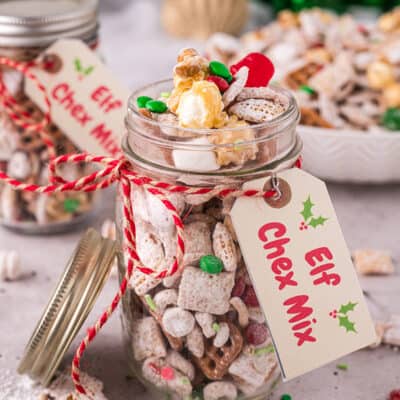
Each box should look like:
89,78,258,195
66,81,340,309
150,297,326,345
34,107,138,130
230,52,275,88
207,75,230,93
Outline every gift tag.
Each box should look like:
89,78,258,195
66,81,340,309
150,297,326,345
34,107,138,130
25,39,130,157
230,169,376,381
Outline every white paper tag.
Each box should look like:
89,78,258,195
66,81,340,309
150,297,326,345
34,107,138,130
230,168,376,381
25,39,130,157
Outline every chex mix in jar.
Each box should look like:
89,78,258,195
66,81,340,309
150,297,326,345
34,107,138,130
117,48,301,400
0,0,99,233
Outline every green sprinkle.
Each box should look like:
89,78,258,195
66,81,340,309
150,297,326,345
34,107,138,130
200,255,224,274
160,91,171,99
299,85,316,95
145,99,168,113
209,60,233,83
181,377,191,385
137,95,153,108
63,198,80,213
382,108,400,131
233,139,244,151
255,344,275,356
336,363,348,371
144,294,157,312
281,394,292,400
212,322,220,333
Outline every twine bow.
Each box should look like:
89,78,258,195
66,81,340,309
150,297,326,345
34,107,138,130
0,56,301,398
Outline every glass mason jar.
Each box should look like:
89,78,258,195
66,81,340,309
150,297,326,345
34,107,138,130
116,81,301,400
0,0,99,234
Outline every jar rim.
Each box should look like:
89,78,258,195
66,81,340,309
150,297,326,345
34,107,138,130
126,79,300,147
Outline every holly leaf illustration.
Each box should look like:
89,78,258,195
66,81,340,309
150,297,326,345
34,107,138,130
74,58,83,72
84,66,94,75
309,216,328,228
301,196,314,221
339,302,358,315
339,316,357,333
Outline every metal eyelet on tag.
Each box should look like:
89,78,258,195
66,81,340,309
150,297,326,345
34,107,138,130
263,176,291,208
40,53,63,74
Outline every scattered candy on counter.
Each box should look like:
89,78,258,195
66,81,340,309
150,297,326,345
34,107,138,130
281,394,293,400
0,250,21,281
336,363,349,371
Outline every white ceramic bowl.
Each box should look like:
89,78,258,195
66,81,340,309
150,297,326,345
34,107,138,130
298,125,400,184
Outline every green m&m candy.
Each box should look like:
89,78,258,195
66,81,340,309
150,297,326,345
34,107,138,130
209,61,233,83
145,100,168,113
137,95,153,108
200,255,224,274
382,108,400,131
64,198,80,213
299,85,316,95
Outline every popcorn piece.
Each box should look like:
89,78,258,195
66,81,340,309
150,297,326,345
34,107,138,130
0,250,21,281
184,221,213,266
367,61,395,90
383,315,400,346
186,324,205,358
383,83,400,108
352,249,394,275
178,267,235,315
212,222,238,272
132,317,167,361
209,116,258,167
203,381,238,400
176,80,227,129
162,307,195,338
168,48,209,113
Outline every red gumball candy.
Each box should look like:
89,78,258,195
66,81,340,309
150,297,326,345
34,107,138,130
242,285,260,307
207,75,230,92
230,52,275,88
390,390,400,400
245,322,268,345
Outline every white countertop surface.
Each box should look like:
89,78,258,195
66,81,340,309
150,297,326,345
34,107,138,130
1,2,399,399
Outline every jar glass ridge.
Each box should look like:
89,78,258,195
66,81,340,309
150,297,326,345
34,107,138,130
117,81,301,400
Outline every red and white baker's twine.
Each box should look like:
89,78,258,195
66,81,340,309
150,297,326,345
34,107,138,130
0,57,301,398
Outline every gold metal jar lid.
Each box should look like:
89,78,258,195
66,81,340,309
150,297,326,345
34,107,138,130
18,228,117,386
0,0,99,48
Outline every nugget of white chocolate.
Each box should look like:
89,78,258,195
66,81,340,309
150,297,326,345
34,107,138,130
352,249,394,275
177,81,227,129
